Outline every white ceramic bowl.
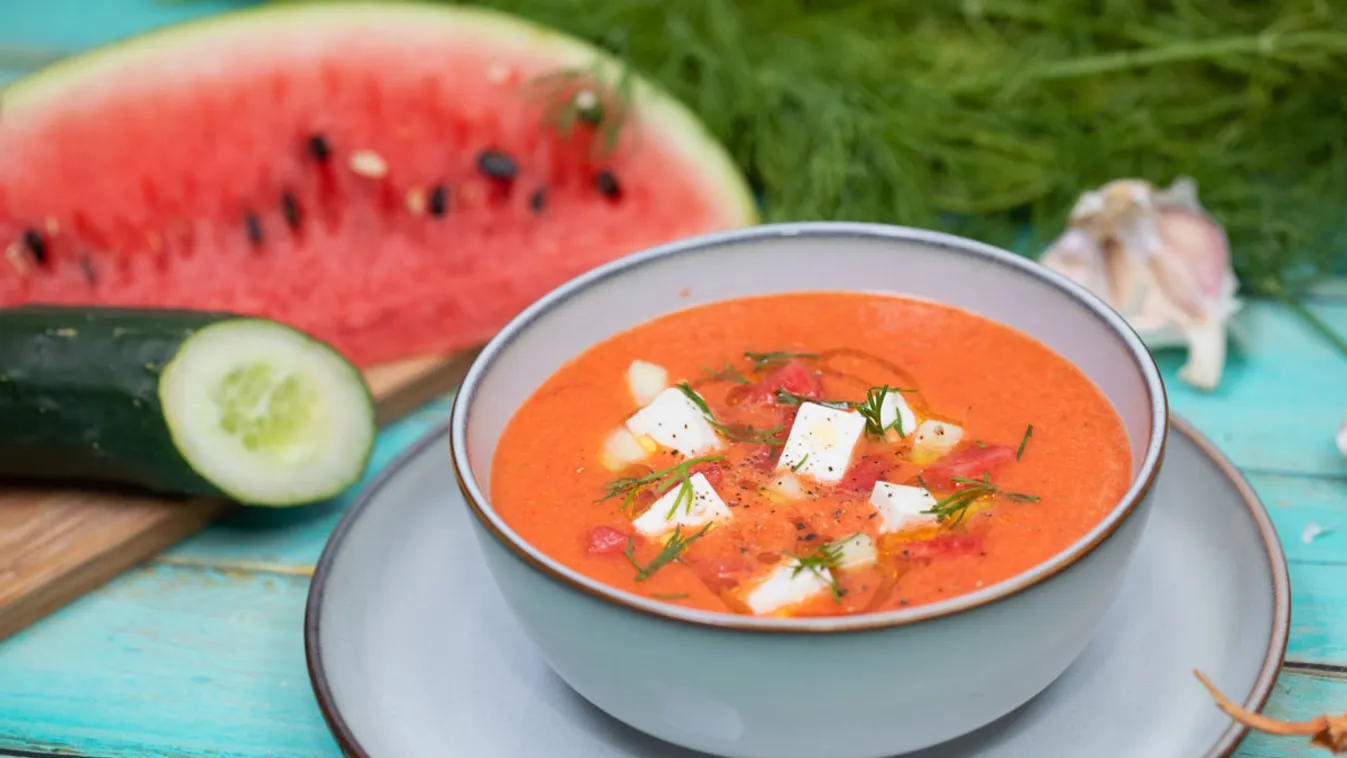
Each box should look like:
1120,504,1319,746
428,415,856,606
449,222,1169,758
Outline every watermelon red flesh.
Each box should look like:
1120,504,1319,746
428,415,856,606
0,3,756,367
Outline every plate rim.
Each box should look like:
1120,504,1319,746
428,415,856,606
303,415,1290,758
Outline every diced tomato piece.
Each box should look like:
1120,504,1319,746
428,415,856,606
726,359,824,406
840,456,889,493
689,460,724,487
898,532,984,561
770,359,825,399
775,404,800,430
747,444,781,471
923,445,1014,490
585,526,628,556
687,554,751,592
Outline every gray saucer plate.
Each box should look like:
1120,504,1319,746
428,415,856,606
304,416,1289,758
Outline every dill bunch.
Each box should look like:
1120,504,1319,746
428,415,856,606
443,0,1347,298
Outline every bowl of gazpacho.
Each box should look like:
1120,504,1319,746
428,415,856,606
449,222,1168,758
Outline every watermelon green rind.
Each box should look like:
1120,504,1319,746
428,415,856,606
0,1,759,227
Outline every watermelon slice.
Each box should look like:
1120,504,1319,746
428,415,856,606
0,2,757,367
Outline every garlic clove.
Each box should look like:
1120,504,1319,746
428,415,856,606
1039,177,1240,391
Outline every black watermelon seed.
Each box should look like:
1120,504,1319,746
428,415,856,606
307,134,332,163
477,150,518,180
428,185,449,217
244,213,263,246
594,170,622,200
529,188,547,213
21,229,46,265
281,192,301,229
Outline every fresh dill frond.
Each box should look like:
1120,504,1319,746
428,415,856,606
791,542,845,602
1016,424,1034,461
702,362,751,384
525,56,634,157
424,0,1347,356
676,382,713,415
676,382,787,445
924,488,985,528
790,453,809,472
597,455,723,511
923,473,1041,526
744,350,818,371
853,385,914,439
773,388,852,410
625,523,713,582
660,472,696,519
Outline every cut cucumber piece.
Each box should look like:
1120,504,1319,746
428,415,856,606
0,305,376,507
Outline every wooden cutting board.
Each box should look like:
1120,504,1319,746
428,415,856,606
0,348,480,642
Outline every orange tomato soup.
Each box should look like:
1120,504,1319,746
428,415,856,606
490,292,1132,617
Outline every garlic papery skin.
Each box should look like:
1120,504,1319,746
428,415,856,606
1040,177,1240,391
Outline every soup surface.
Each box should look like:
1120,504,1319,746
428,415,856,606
490,292,1132,617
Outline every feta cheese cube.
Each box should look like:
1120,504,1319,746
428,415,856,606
626,360,669,406
829,533,878,569
631,472,732,537
870,481,938,533
879,389,918,438
910,420,964,465
777,402,866,483
625,387,721,458
744,560,833,615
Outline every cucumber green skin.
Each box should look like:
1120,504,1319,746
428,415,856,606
0,304,242,500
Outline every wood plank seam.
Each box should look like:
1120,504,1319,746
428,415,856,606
1284,661,1347,678
151,555,316,578
0,749,99,758
1240,468,1347,482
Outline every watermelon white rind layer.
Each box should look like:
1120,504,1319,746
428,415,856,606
0,1,758,366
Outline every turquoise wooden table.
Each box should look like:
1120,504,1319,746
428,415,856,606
2,2,1346,756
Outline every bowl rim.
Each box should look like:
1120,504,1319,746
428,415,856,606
449,221,1170,633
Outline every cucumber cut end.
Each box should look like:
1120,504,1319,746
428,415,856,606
158,318,376,507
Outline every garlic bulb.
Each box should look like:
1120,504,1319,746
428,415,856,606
1039,177,1240,391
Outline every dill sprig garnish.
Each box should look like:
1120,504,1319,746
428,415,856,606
791,542,844,602
526,57,635,157
923,473,1040,527
676,382,786,446
853,385,914,439
744,350,818,371
773,388,852,410
789,453,809,472
597,455,723,512
624,523,713,582
416,0,1347,356
1016,424,1034,461
702,362,751,384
